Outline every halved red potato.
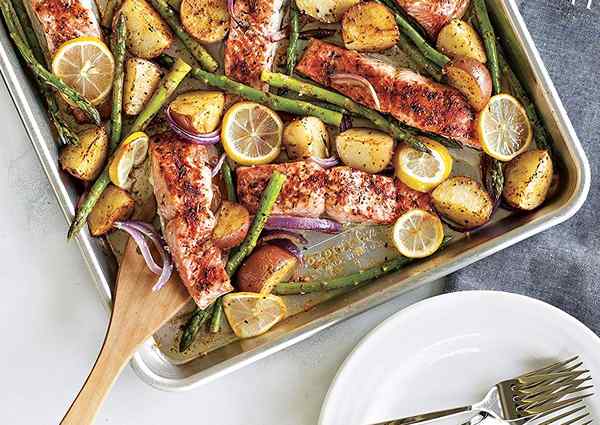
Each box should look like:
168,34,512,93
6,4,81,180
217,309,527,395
444,57,492,112
212,201,250,250
237,244,299,294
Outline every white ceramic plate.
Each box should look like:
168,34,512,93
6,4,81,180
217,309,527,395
319,291,600,425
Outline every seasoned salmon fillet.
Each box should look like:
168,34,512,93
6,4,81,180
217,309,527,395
224,0,285,89
25,0,104,57
325,167,432,224
236,161,327,217
150,132,232,309
296,40,479,148
395,0,469,39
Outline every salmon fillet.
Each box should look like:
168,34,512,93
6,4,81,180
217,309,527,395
224,0,286,89
296,39,479,148
236,161,327,217
150,132,232,309
395,0,469,39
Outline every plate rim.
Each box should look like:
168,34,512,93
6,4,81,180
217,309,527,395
318,290,600,425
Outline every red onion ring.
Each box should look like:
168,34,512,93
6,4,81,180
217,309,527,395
259,229,308,246
268,238,303,264
114,220,174,292
309,156,339,169
265,215,342,234
165,106,221,145
212,153,227,177
331,73,381,110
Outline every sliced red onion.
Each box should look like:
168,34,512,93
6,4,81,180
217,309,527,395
212,153,227,177
114,220,174,292
259,229,308,246
268,238,303,264
331,73,381,110
309,156,339,169
165,106,220,145
265,215,342,234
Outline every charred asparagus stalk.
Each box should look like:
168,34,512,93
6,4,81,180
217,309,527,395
110,15,127,150
473,0,501,96
68,58,192,239
209,297,224,334
11,0,79,144
179,304,213,352
149,0,219,72
260,70,431,153
158,54,343,127
286,0,300,75
222,160,237,203
0,0,101,125
396,32,443,82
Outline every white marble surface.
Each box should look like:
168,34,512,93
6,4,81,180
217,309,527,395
0,82,445,424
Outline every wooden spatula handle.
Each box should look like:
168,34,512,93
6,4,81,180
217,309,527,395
60,327,134,425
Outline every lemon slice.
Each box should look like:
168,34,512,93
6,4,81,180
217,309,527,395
51,36,115,105
392,209,444,258
395,138,453,192
109,132,149,189
223,292,287,338
221,102,283,165
478,94,532,161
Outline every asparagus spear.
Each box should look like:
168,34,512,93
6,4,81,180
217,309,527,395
396,32,443,82
149,0,218,72
209,297,224,334
101,0,121,27
179,304,213,352
260,70,431,153
222,160,237,202
68,58,192,239
11,0,79,145
165,0,181,9
159,54,343,127
473,0,501,96
110,15,127,150
375,0,450,68
274,238,450,295
0,0,101,125
286,0,300,75
181,172,287,345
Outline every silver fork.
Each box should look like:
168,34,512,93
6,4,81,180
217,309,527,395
463,400,592,425
369,357,593,425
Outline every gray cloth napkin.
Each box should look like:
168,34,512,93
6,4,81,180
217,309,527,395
446,1,600,333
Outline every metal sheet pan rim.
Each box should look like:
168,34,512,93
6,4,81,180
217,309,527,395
0,0,591,392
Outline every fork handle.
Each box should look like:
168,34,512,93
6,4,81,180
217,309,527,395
372,406,472,425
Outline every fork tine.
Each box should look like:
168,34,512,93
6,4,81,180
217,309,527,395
520,378,593,402
527,399,586,421
519,371,590,386
520,377,592,398
522,383,594,410
518,369,590,392
562,413,591,425
524,393,594,415
520,357,580,378
536,404,586,425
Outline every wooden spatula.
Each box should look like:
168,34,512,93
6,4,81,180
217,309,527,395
60,237,190,425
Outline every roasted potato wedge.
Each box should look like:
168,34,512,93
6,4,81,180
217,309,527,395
123,58,163,115
237,244,299,293
283,117,330,160
88,185,135,236
436,19,487,63
296,0,360,23
503,149,554,210
118,0,174,59
432,176,493,228
444,57,492,112
342,1,399,52
169,91,226,134
336,128,394,173
181,0,229,43
212,201,250,250
59,126,109,181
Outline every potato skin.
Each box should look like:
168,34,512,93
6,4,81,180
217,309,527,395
336,128,395,173
118,0,174,59
123,58,163,115
88,185,135,236
432,176,493,228
212,201,250,250
444,57,492,112
342,1,399,52
296,0,360,23
503,149,554,211
181,0,229,43
283,117,330,160
436,19,487,63
169,91,226,134
237,244,298,293
59,126,109,181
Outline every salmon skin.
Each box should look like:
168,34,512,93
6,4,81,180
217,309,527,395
224,0,286,90
395,0,469,39
296,39,479,148
150,132,232,309
236,162,431,225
